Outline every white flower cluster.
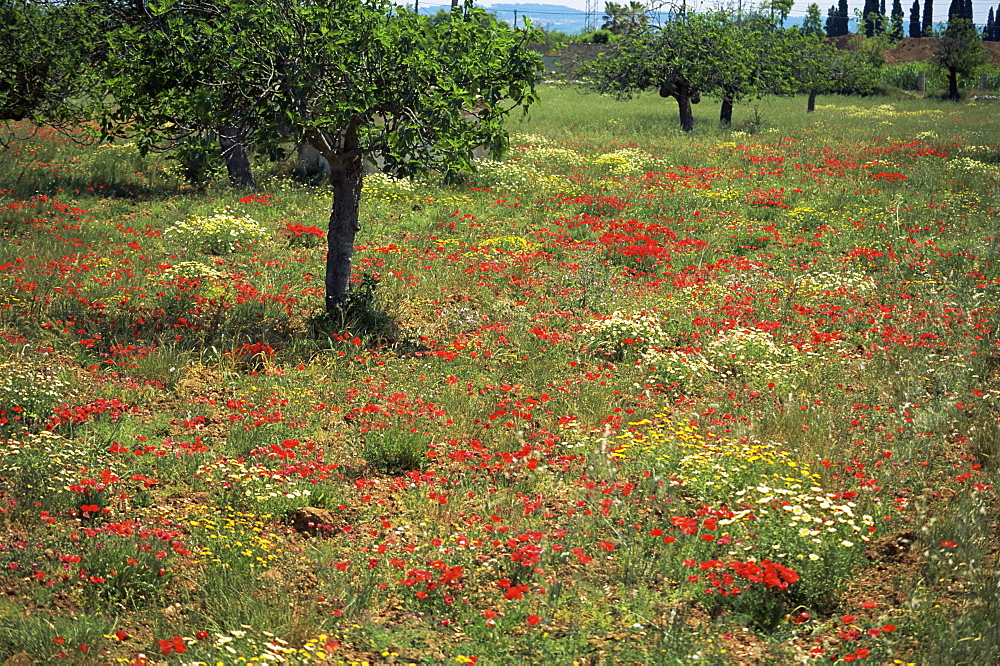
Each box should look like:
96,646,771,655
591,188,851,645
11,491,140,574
527,146,589,169
196,457,315,514
363,171,418,193
165,261,226,280
513,133,552,147
735,483,875,557
164,209,268,255
704,327,795,372
642,347,715,389
948,156,999,177
0,356,75,424
584,310,667,360
591,147,663,177
472,158,578,197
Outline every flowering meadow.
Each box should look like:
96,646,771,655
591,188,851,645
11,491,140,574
0,89,998,664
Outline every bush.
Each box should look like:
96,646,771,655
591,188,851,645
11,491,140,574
163,209,269,255
362,426,430,474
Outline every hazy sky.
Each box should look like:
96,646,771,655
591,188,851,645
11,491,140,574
465,0,999,25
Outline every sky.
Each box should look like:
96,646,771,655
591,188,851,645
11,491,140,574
460,0,1000,26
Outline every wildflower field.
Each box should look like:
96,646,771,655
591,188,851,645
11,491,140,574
0,88,998,664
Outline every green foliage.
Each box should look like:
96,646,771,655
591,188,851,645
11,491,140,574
934,18,988,100
601,1,648,35
92,0,541,308
789,33,884,98
0,353,74,428
0,0,94,124
163,210,268,255
803,3,825,36
576,28,614,43
167,136,225,187
362,426,430,474
582,12,799,130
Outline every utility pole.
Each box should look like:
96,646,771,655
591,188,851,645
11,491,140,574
514,9,519,25
585,0,597,32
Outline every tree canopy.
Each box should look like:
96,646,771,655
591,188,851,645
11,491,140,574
582,11,800,132
934,17,987,100
0,0,94,126
93,0,541,309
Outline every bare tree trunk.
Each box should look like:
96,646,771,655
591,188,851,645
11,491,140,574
676,93,694,132
807,90,817,112
218,124,257,190
720,97,734,125
306,123,365,312
948,69,960,101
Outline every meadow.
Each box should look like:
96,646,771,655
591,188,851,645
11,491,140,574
0,86,998,664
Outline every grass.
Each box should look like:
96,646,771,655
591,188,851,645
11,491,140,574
0,85,997,663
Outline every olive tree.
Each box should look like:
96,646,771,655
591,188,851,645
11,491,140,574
97,0,541,310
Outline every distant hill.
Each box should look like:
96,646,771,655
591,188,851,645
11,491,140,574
482,3,590,33
476,4,824,34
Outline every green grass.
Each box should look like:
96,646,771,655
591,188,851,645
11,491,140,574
0,86,998,663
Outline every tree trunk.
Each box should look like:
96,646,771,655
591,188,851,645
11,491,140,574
807,90,818,112
948,69,960,101
720,97,734,125
218,125,257,190
675,93,694,132
311,124,365,312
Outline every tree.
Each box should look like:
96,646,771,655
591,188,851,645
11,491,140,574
804,3,825,36
863,0,886,36
922,0,933,35
837,0,850,34
790,34,884,111
889,0,905,39
987,7,997,40
706,16,798,125
0,1,94,126
769,0,794,25
934,18,987,99
95,2,293,190
601,1,647,35
947,0,960,20
909,0,922,37
582,12,795,132
582,22,698,132
826,0,850,36
98,0,540,310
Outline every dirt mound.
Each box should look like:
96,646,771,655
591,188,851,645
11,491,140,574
881,36,1000,65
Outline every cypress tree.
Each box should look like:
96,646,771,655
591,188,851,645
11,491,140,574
910,0,922,37
988,7,997,40
923,0,933,35
826,4,837,36
891,0,905,39
964,0,972,21
864,0,880,35
838,0,850,34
